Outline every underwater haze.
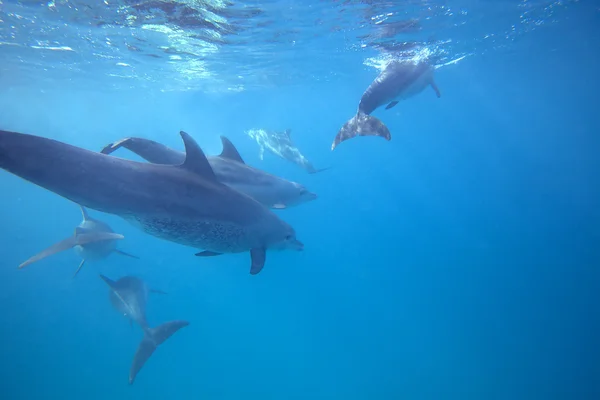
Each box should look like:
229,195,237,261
1,0,599,399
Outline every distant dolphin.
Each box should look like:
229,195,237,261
99,274,189,384
0,129,303,275
18,205,138,277
246,128,329,174
100,135,317,210
332,60,441,150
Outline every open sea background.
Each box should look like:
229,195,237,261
0,0,599,399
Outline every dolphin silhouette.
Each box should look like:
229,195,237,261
332,60,441,150
246,128,330,174
100,135,317,210
0,129,303,275
99,274,188,384
18,205,138,277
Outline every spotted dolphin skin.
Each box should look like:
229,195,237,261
332,60,441,150
100,135,317,210
18,205,138,277
246,128,329,174
99,274,189,384
0,129,303,275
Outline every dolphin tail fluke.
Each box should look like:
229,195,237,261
113,249,140,259
331,112,391,150
18,232,123,269
129,320,189,384
99,137,133,156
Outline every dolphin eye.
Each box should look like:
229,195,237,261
285,234,293,240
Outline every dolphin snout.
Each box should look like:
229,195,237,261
292,239,304,251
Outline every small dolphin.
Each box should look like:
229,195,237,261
0,129,303,275
99,274,189,384
246,128,329,174
332,60,441,150
18,205,138,277
100,135,317,210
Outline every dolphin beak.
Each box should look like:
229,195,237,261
293,239,304,251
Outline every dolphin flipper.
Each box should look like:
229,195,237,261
195,251,222,257
18,232,123,269
113,249,140,259
430,81,441,98
250,248,266,275
385,101,399,110
129,320,189,384
72,259,86,278
332,112,391,150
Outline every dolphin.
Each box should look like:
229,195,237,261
245,128,329,174
99,274,189,384
18,205,138,277
0,129,303,275
332,60,441,150
100,135,317,210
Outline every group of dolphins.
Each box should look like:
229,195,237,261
0,59,440,385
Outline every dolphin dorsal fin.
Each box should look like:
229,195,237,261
179,131,217,182
80,205,90,221
218,136,245,164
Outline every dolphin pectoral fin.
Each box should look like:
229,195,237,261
129,321,189,385
250,248,266,275
332,113,391,150
272,203,287,209
430,81,441,98
308,166,332,174
72,260,86,278
219,136,245,164
18,236,80,269
75,232,124,246
385,101,399,110
113,249,140,259
194,251,222,257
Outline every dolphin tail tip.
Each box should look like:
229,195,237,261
129,320,189,384
331,113,391,150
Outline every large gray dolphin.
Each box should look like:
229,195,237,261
18,205,138,277
332,60,441,150
0,129,303,275
245,128,329,174
99,274,188,384
100,135,317,210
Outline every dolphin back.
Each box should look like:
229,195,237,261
130,320,189,384
332,112,391,150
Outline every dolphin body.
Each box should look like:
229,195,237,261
99,274,189,384
332,60,441,150
100,135,317,210
18,205,138,277
0,129,303,275
245,128,329,174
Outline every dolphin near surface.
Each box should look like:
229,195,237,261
332,60,441,150
0,129,303,275
99,274,189,384
100,135,317,210
245,128,329,174
18,205,138,277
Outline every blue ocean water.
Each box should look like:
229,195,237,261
0,0,599,399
